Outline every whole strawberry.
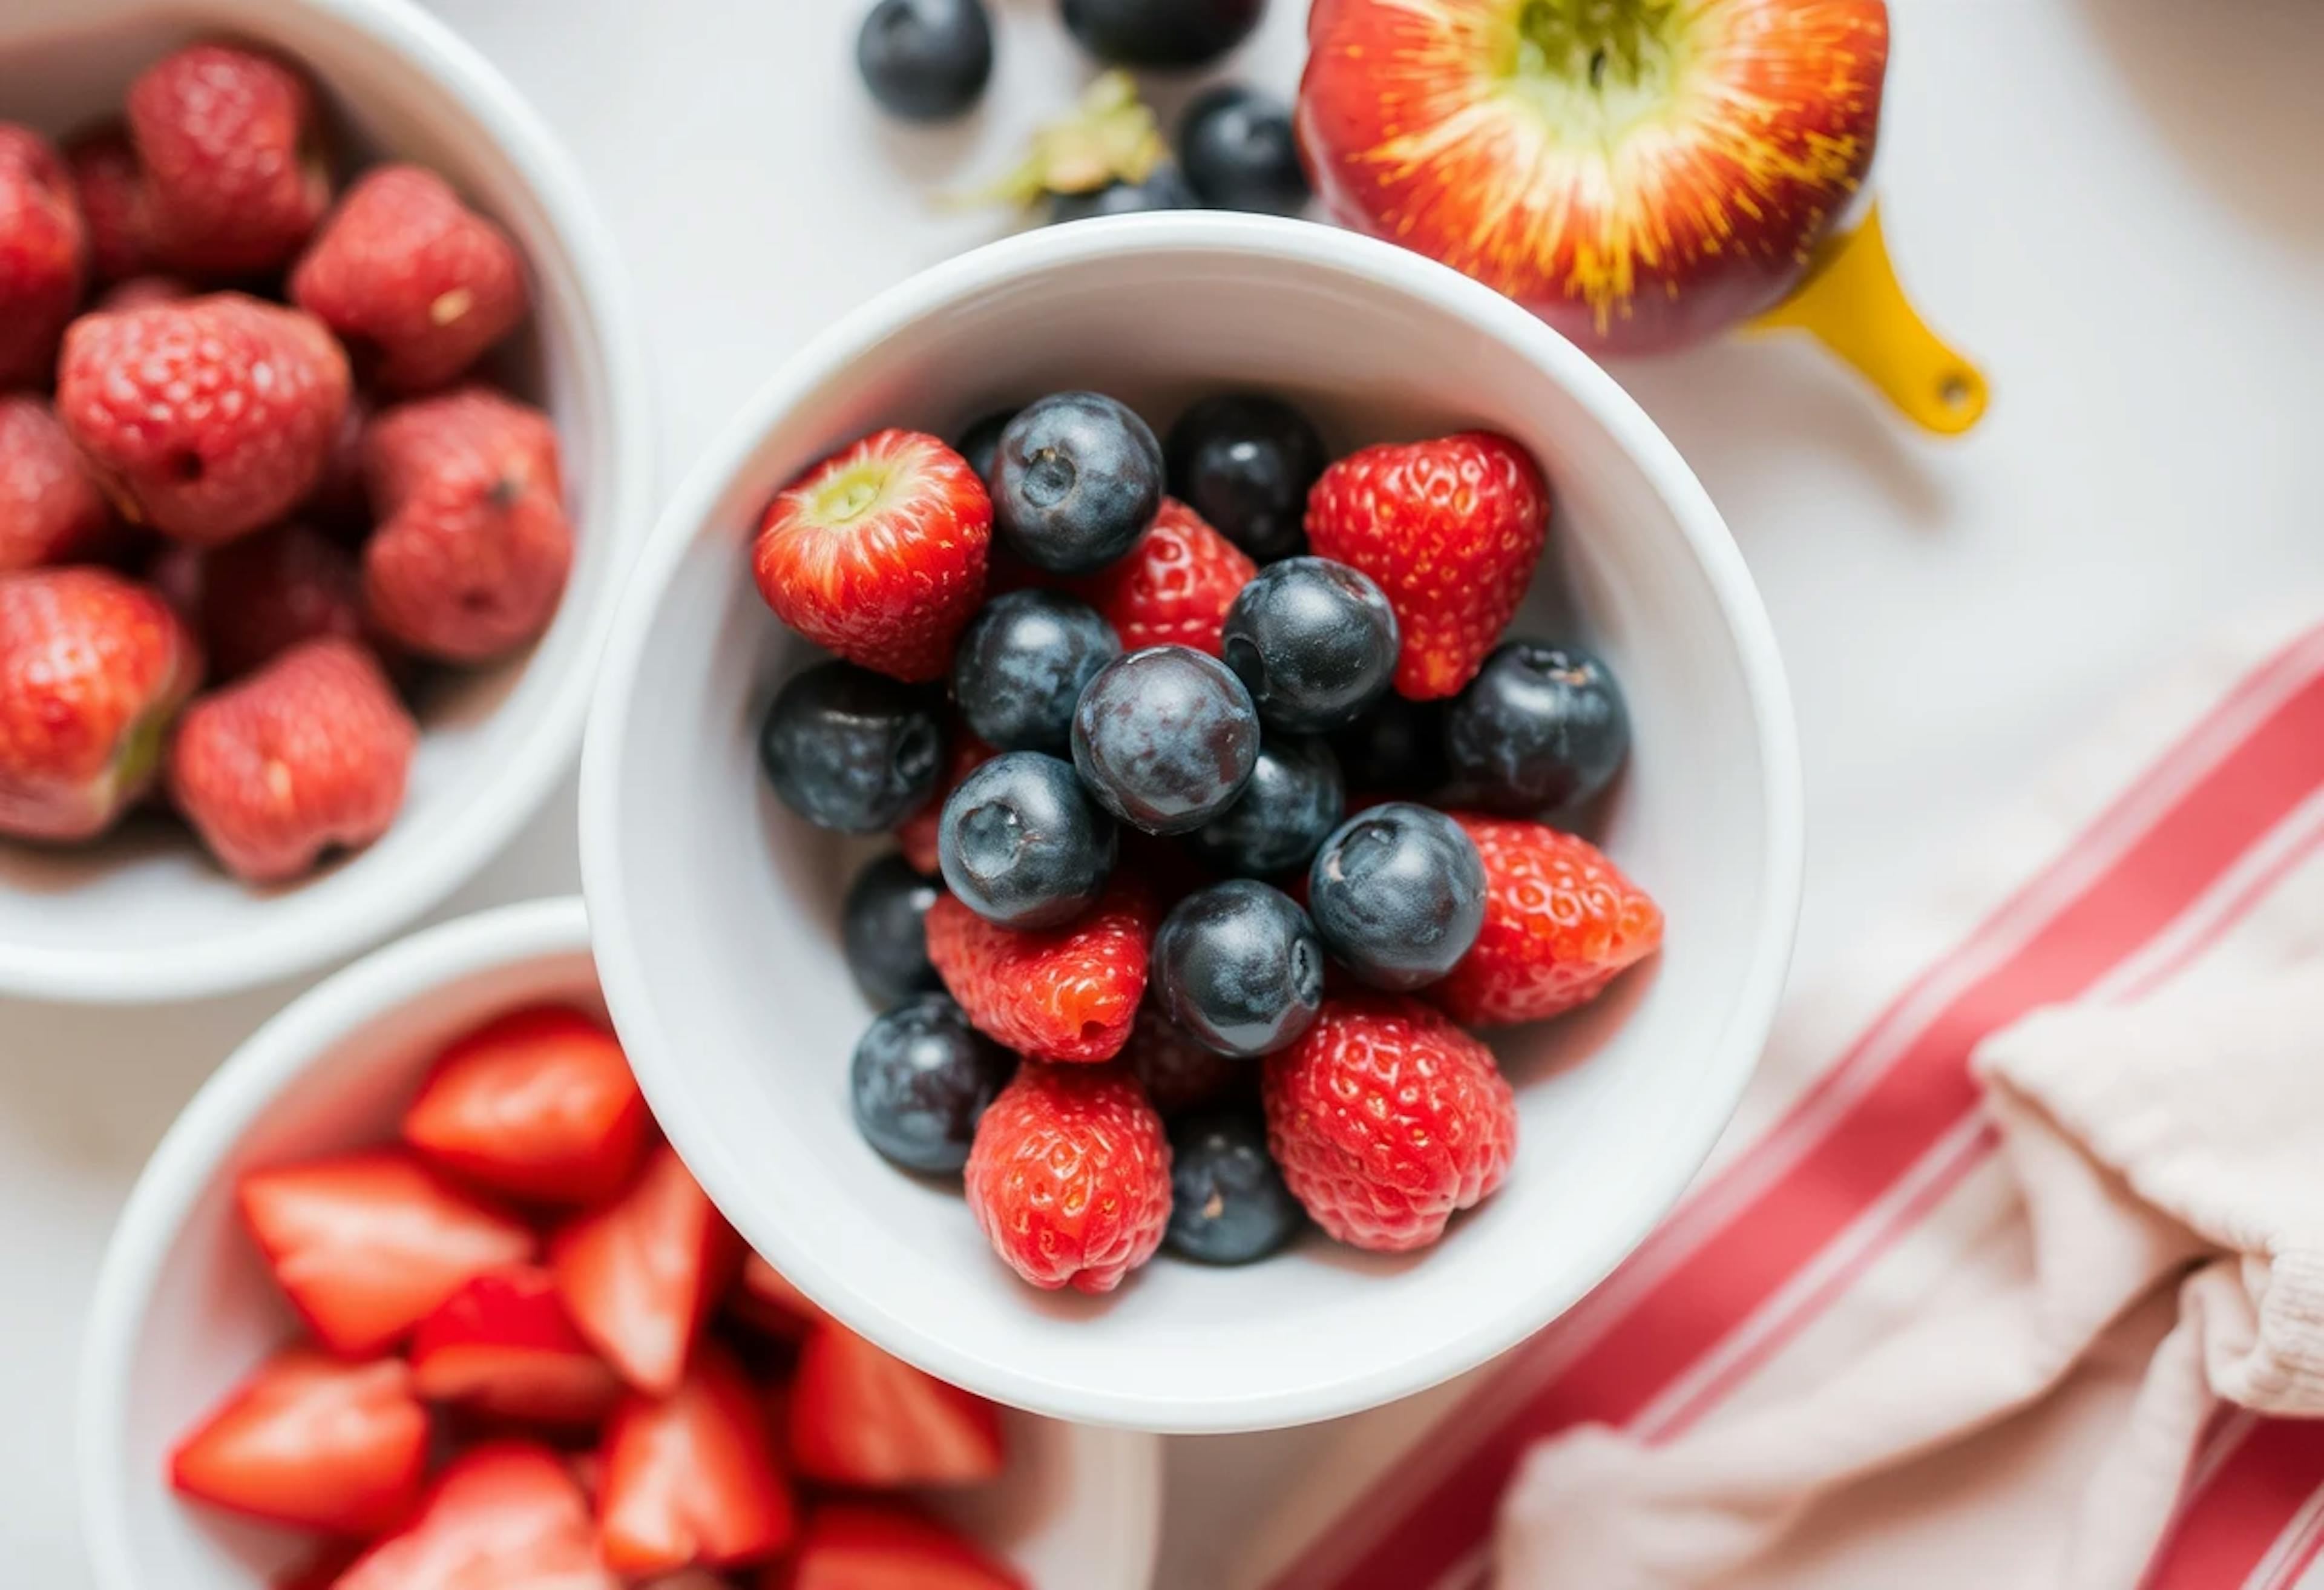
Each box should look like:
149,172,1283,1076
0,396,111,574
753,430,991,684
127,42,330,277
0,568,200,843
1434,815,1663,1027
361,386,570,663
291,165,528,393
1262,995,1516,1252
56,294,352,546
65,125,150,283
964,1062,1171,1293
166,637,416,882
1072,496,1254,656
195,522,367,678
1304,432,1549,698
0,124,87,388
925,877,1154,1063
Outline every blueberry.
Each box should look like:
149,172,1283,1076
1163,394,1327,562
1071,646,1259,835
850,994,1013,1174
951,590,1121,753
937,749,1116,927
1307,802,1485,991
842,855,944,1007
1221,557,1399,734
759,661,943,833
1060,0,1265,69
1330,693,1448,798
1152,879,1324,1057
1164,1109,1303,1264
1190,735,1344,877
856,0,994,122
956,408,1018,483
991,392,1164,574
1445,640,1631,815
1179,85,1308,215
1049,165,1195,224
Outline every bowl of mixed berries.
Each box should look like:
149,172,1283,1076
583,214,1800,1431
0,0,649,1002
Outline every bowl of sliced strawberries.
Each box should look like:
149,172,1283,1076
77,897,1161,1589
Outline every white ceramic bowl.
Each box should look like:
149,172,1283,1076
0,0,652,1004
581,214,1803,1434
77,897,1160,1590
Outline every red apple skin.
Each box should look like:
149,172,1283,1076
1298,0,1889,352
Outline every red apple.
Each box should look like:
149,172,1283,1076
1298,0,1889,352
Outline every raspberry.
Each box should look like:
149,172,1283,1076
127,42,330,277
925,878,1155,1063
893,727,993,875
65,124,150,283
1262,995,1517,1252
0,395,110,574
194,522,368,678
56,294,352,546
1433,815,1664,1027
0,123,87,387
291,165,528,393
964,1062,1171,1293
1072,496,1254,655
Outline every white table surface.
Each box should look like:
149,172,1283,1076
6,0,2320,1583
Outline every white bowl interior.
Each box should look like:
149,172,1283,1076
585,218,1800,1432
0,0,647,1002
80,898,1157,1590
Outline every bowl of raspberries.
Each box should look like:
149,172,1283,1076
0,0,650,1002
583,214,1802,1432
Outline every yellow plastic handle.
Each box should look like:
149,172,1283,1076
1752,202,1988,436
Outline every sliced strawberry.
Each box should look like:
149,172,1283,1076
409,1263,622,1429
597,1343,797,1574
549,1143,741,1395
238,1149,537,1357
760,1501,1025,1590
1071,496,1253,656
169,1349,428,1537
728,1251,827,1342
787,1324,1005,1488
401,1005,651,1207
335,1440,617,1590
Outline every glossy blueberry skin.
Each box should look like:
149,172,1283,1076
1307,801,1486,991
991,392,1165,574
1221,557,1399,734
1049,165,1195,224
1330,692,1449,799
1071,646,1260,835
1190,735,1344,878
950,589,1121,753
1153,879,1324,1057
856,0,994,121
759,662,944,833
1445,640,1632,815
1163,393,1327,562
956,408,1018,483
1060,0,1265,68
1165,1109,1304,1264
850,994,1013,1174
1179,85,1308,215
937,750,1116,927
842,855,944,1008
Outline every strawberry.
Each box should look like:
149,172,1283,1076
1263,995,1516,1252
292,164,528,393
335,1440,618,1590
1121,1001,1243,1117
1304,432,1550,698
0,395,111,574
1071,496,1253,655
925,877,1155,1063
191,521,367,678
409,1263,622,1430
126,42,330,277
598,1343,798,1574
166,637,417,882
56,294,352,546
963,1062,1170,1294
894,728,993,875
237,1148,537,1356
361,385,571,663
752,429,991,684
274,1544,364,1590
402,1005,650,1207
728,1250,827,1341
64,124,150,283
168,1349,429,1537
548,1143,742,1395
761,1501,1025,1590
1435,815,1664,1027
787,1323,1005,1487
0,124,87,387
0,567,199,843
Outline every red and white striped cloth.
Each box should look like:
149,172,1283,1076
1245,608,2324,1590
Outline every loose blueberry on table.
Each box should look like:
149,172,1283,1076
1060,0,1268,69
1049,164,1196,224
856,0,995,122
1178,84,1311,216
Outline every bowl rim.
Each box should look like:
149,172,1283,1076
0,0,656,1005
579,211,1805,1433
